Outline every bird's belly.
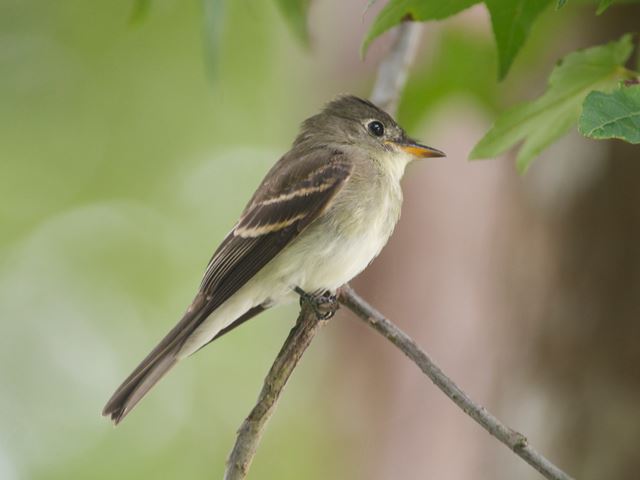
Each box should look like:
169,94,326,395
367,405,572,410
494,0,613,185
180,178,401,356
257,204,399,301
179,219,391,357
295,228,387,291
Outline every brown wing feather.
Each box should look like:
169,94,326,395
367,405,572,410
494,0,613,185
103,149,352,424
199,150,352,298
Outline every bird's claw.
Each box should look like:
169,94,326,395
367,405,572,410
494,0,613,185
294,287,339,320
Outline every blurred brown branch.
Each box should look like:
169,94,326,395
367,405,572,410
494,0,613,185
224,300,328,480
339,285,574,480
370,21,423,114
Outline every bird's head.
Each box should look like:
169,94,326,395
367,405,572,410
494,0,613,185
296,95,445,164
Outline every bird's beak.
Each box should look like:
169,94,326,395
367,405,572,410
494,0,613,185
394,139,446,159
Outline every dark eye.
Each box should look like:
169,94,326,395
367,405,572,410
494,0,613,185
367,120,385,137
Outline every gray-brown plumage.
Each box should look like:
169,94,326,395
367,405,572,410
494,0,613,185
102,95,444,424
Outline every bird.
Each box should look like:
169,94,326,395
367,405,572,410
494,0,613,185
102,95,445,424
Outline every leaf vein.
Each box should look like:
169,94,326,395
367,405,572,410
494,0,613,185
588,111,640,135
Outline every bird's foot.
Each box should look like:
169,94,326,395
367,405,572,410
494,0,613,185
294,287,339,320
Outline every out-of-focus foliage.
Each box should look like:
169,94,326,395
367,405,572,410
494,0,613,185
597,0,615,13
362,0,551,79
0,1,348,479
543,0,633,15
130,0,152,23
274,0,311,45
579,84,640,142
470,34,635,172
362,0,479,56
362,0,639,171
484,0,552,79
201,0,226,76
397,30,500,130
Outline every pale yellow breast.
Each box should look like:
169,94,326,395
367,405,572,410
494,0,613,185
270,156,404,293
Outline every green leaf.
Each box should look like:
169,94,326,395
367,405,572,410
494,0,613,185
596,0,614,14
274,0,311,46
363,0,551,78
556,0,567,8
362,0,481,57
470,34,634,173
202,0,225,78
130,0,152,24
398,30,499,130
485,0,553,79
579,84,640,143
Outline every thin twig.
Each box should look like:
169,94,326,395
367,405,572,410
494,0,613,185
224,302,327,480
370,21,423,114
338,285,574,480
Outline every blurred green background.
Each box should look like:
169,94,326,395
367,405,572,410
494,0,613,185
0,1,349,478
3,1,640,479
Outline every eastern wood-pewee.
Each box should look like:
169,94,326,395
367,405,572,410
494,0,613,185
103,95,445,424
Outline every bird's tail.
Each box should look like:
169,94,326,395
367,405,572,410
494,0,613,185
102,348,178,425
102,294,210,425
102,295,266,425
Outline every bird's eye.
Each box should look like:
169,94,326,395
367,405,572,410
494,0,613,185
367,120,385,137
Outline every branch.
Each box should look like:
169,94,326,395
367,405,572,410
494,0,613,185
370,21,423,115
224,302,327,480
338,285,574,480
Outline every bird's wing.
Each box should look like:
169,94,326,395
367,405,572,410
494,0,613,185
199,148,353,304
104,149,353,421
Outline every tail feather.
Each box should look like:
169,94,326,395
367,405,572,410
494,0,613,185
103,295,268,425
102,293,209,424
102,350,178,425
